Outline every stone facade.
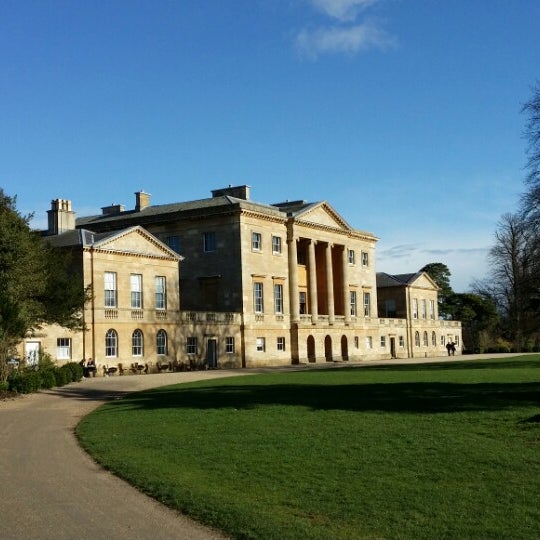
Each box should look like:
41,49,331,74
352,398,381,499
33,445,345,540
18,185,461,371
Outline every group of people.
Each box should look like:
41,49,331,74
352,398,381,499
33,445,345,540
445,342,457,356
79,358,97,377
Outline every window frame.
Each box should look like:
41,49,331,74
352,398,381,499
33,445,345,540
157,329,168,356
56,338,71,360
254,282,264,313
130,274,143,309
155,276,166,310
203,231,216,252
104,271,117,308
252,231,262,251
272,235,282,254
132,329,144,356
186,336,198,355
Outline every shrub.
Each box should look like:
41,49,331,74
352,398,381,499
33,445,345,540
53,366,70,387
40,369,57,389
8,371,41,393
0,380,9,392
65,361,83,382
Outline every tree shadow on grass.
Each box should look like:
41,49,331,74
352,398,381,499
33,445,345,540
113,380,540,415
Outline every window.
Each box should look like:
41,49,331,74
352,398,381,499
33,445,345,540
423,331,428,346
131,274,142,309
380,335,386,348
412,298,418,319
252,232,262,251
385,299,396,318
454,335,460,346
56,338,71,360
155,276,166,310
254,282,264,313
256,337,265,352
132,329,143,356
272,235,282,254
430,300,435,320
299,291,307,314
354,336,359,348
441,335,446,346
274,283,283,314
226,337,235,354
363,292,371,317
432,331,437,346
350,291,357,316
104,272,117,308
105,329,118,357
361,251,369,266
157,329,167,355
415,331,420,347
186,337,198,355
277,337,286,351
421,299,427,319
348,249,355,264
365,336,373,349
203,232,216,252
399,335,405,347
165,235,181,253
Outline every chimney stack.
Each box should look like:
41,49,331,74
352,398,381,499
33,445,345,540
47,199,76,235
135,190,151,211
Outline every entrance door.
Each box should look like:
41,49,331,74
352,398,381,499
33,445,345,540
206,339,218,369
25,342,40,366
390,337,396,359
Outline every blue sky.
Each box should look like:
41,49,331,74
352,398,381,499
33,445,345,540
1,0,539,292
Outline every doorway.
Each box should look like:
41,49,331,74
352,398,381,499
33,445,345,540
206,338,218,369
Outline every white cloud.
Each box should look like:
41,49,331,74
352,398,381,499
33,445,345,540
310,0,380,21
296,21,395,58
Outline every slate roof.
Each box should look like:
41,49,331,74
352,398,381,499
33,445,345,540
45,229,118,248
76,195,288,229
376,272,423,287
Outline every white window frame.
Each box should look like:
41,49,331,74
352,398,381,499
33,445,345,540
277,337,286,351
413,298,418,319
131,274,143,309
256,337,265,352
274,283,283,314
380,335,386,348
252,232,262,251
365,336,373,349
155,276,166,310
430,299,435,320
132,329,144,356
348,249,355,265
105,329,118,358
56,338,71,360
225,337,235,354
421,299,427,320
272,235,282,254
157,329,167,356
254,282,264,313
104,272,117,308
363,292,371,317
350,290,357,316
361,251,369,267
299,291,307,314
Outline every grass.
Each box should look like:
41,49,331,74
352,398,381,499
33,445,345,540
76,356,540,539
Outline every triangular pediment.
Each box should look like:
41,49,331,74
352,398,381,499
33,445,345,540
295,202,352,231
408,272,439,291
93,226,180,259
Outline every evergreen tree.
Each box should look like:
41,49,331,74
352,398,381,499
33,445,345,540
0,189,86,381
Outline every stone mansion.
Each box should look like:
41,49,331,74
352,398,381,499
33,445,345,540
18,185,461,372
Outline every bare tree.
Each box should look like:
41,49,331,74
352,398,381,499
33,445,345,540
485,212,540,348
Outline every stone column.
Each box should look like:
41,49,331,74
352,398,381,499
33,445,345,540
326,243,335,324
342,245,351,324
308,239,318,324
288,233,300,323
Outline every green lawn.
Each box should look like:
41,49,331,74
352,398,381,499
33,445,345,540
76,357,540,539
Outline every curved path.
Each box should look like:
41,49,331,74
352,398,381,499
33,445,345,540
0,370,246,540
0,354,527,539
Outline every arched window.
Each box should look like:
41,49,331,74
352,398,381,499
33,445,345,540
432,331,437,346
157,329,167,356
415,331,420,347
105,329,118,357
423,331,428,346
132,329,143,356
